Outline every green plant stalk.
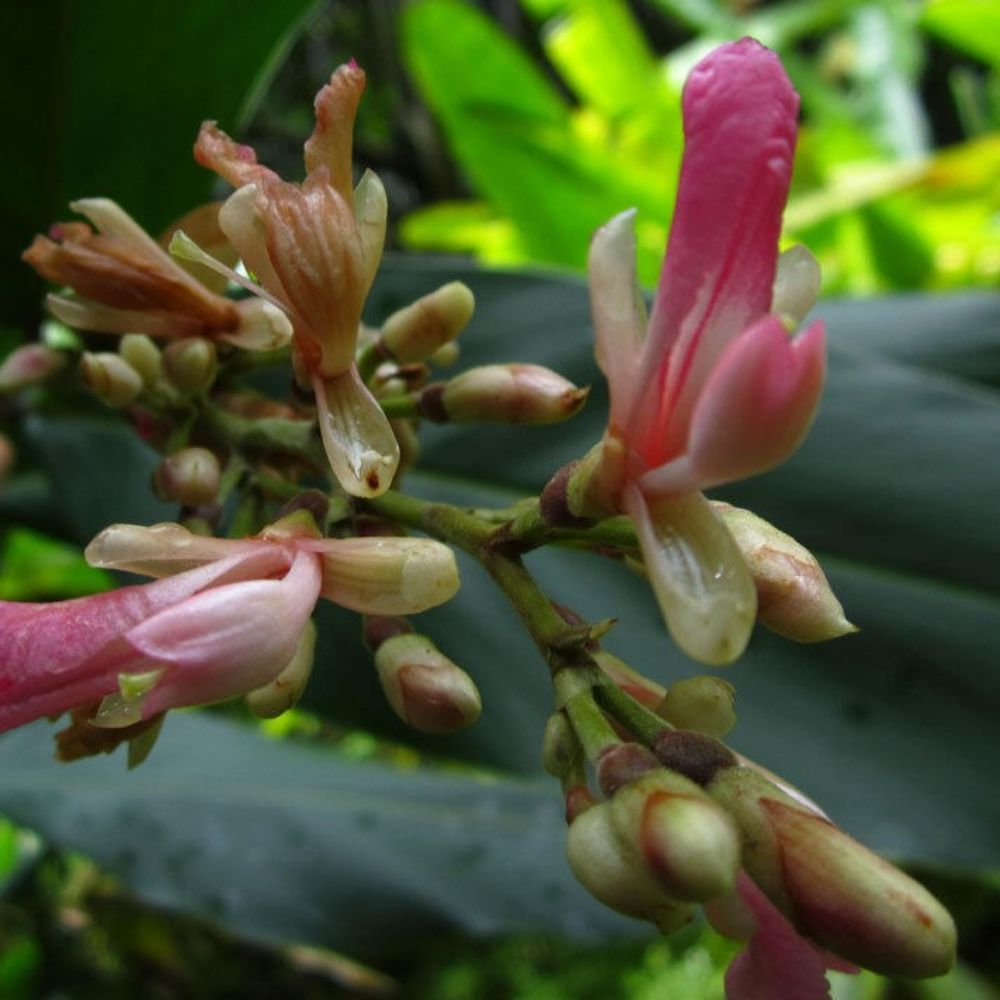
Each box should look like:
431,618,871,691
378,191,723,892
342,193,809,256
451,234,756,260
594,682,670,747
379,394,422,420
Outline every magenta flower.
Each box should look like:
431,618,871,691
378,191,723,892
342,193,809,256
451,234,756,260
585,39,826,664
0,518,459,735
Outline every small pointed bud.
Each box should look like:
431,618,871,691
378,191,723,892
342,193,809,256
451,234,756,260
90,669,165,729
162,337,218,394
657,676,736,738
374,633,481,733
0,343,65,392
758,799,956,978
119,334,163,387
611,770,741,902
431,364,589,425
246,620,316,718
79,352,143,407
127,713,166,769
153,448,222,507
595,742,659,797
771,245,821,330
593,650,666,708
715,503,856,641
380,281,475,363
542,712,581,779
566,800,696,932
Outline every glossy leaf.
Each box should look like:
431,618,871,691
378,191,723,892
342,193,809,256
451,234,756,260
0,0,319,330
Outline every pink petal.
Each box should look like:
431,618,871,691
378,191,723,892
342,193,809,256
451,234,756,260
194,122,277,190
629,39,799,467
587,209,646,432
641,317,825,496
624,484,756,666
723,873,838,1000
303,62,366,201
0,550,276,732
134,548,322,715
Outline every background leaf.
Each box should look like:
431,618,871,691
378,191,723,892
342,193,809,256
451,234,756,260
0,0,319,330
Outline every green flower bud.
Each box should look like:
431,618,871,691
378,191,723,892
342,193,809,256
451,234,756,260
246,620,316,718
374,633,481,733
162,337,218,394
79,352,143,407
566,800,696,933
380,281,475,363
153,447,221,507
119,334,163,387
611,770,741,902
434,364,588,425
657,675,736,738
714,502,856,642
542,712,580,779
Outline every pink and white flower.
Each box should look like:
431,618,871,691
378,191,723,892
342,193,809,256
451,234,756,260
173,62,398,498
0,516,459,734
585,39,826,665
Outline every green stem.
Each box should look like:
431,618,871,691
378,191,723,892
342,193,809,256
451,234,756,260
201,405,321,463
379,394,421,420
505,500,638,553
356,340,386,384
594,683,671,747
561,686,621,762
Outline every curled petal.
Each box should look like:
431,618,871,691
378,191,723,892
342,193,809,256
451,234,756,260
304,61,366,200
624,485,756,666
133,548,322,716
587,209,646,431
85,522,272,578
216,185,289,303
632,39,799,465
313,370,400,498
301,536,460,614
194,122,277,190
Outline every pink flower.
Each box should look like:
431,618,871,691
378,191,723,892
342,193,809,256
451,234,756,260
0,517,459,735
585,39,826,665
709,872,857,1000
172,63,398,497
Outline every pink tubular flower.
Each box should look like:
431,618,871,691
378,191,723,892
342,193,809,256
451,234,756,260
172,62,398,498
585,39,826,665
0,516,459,735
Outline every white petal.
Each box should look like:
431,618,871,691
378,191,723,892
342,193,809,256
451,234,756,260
353,169,387,296
224,298,293,350
624,484,756,666
313,369,400,497
588,209,646,429
770,245,821,330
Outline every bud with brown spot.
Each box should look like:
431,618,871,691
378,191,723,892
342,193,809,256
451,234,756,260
431,364,588,424
373,633,481,734
714,503,855,642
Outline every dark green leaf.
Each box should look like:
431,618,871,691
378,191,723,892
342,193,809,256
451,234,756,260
0,715,627,954
0,0,319,329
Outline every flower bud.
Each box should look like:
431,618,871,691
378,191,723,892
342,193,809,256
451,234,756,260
610,770,741,902
374,633,481,733
429,341,460,367
765,799,956,978
162,337,218,394
542,712,580,779
657,676,736,738
79,352,143,407
380,281,475,363
0,343,65,392
595,742,659,797
593,650,665,708
714,503,856,642
429,364,588,425
119,334,163,387
246,620,316,718
153,448,221,507
707,766,956,978
566,800,696,933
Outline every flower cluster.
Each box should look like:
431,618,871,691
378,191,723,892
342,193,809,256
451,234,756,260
2,35,957,999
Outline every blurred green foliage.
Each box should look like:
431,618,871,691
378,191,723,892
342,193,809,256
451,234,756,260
400,0,999,293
